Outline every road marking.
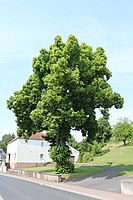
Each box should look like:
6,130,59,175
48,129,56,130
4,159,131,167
0,195,4,200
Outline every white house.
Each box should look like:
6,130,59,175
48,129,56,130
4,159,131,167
7,132,79,169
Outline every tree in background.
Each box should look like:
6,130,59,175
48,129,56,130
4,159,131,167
68,134,78,149
77,138,93,162
77,138,104,163
77,109,112,163
0,134,15,153
112,118,133,145
95,109,112,144
7,35,124,173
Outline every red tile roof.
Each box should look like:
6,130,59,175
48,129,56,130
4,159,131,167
8,132,47,144
30,132,46,140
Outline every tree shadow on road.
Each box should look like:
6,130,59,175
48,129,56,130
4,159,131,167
64,164,133,182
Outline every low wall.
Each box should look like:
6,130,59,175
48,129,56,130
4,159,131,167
8,169,62,183
121,179,133,195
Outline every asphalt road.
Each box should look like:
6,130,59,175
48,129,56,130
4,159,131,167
0,175,98,200
68,166,133,193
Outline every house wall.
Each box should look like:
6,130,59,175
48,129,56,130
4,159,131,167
7,138,52,169
7,138,79,169
7,139,19,169
17,139,52,163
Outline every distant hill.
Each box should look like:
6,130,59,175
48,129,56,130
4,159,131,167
91,143,133,166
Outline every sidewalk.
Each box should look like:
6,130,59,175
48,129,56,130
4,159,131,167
0,172,132,200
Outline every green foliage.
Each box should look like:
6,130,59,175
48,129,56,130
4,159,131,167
77,152,84,163
78,138,92,152
50,145,71,163
68,134,78,149
54,162,75,174
49,145,74,173
112,118,133,145
0,134,15,152
77,139,105,163
96,116,112,144
91,141,102,156
82,152,94,163
7,75,43,138
7,34,124,172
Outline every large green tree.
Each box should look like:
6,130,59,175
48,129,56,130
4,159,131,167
7,35,124,173
112,118,133,145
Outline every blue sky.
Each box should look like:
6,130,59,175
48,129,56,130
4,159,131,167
0,0,133,141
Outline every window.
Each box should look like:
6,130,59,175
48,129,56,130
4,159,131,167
40,154,44,160
41,142,43,147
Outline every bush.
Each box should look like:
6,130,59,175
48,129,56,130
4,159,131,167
82,152,94,163
49,144,75,173
91,141,102,156
77,152,84,163
55,162,74,174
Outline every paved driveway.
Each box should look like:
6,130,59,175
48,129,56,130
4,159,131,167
67,166,133,193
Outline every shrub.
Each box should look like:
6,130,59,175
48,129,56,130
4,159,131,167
55,162,74,174
49,144,75,173
91,141,102,156
82,152,94,163
77,152,84,163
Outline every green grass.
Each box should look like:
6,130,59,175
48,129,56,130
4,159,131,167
115,168,133,176
19,164,104,182
91,144,133,166
62,164,104,182
20,166,54,173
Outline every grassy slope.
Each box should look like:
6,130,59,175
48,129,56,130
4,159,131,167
91,143,133,166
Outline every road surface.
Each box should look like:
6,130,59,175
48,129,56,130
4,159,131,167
68,166,133,193
0,175,98,200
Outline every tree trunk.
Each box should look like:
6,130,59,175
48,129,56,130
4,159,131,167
123,139,126,145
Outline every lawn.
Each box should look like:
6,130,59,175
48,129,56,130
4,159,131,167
20,166,54,173
62,164,104,182
19,164,104,182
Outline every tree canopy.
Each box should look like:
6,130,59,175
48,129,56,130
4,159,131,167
7,35,124,172
112,118,133,145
